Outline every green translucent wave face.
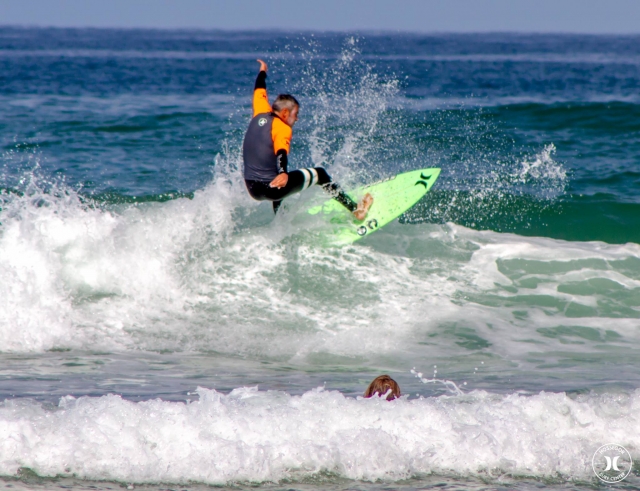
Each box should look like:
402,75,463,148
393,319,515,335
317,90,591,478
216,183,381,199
403,190,640,244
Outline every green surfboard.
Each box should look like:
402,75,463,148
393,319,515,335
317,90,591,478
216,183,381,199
308,167,441,245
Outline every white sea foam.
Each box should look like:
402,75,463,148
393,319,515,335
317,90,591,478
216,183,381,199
0,171,249,352
0,387,638,485
1,172,640,361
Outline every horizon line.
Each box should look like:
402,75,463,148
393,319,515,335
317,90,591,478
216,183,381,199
2,25,640,37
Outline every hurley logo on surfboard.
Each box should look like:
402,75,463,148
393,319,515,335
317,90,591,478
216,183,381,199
414,173,433,189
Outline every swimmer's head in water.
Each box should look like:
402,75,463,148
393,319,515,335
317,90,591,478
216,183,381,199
273,94,300,127
364,375,401,401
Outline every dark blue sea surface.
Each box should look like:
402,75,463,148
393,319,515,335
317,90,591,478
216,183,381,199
0,28,639,490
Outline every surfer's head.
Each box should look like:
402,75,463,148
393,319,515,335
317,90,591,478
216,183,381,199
364,375,401,401
273,94,299,127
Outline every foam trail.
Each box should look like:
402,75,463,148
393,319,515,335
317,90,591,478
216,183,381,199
0,168,250,352
0,387,638,485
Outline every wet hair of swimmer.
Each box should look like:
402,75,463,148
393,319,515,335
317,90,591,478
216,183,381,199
364,375,401,401
272,94,299,113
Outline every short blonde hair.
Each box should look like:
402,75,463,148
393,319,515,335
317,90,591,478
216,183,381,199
364,375,401,400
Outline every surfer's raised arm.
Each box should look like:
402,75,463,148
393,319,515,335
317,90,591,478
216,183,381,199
253,59,271,117
242,60,372,219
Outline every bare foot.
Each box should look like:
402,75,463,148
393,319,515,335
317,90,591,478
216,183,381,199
353,193,373,221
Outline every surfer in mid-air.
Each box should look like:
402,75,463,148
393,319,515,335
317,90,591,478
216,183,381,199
243,59,373,219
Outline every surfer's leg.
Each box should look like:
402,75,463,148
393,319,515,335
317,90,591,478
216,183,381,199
272,200,282,213
246,168,372,219
307,167,358,212
309,167,376,219
323,182,358,212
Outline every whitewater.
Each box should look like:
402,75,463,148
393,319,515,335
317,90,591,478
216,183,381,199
2,387,639,485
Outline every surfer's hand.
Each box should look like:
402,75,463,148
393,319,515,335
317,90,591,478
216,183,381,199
269,173,288,189
257,59,268,73
353,193,373,221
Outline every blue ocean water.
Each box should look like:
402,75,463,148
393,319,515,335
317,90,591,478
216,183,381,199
0,28,639,490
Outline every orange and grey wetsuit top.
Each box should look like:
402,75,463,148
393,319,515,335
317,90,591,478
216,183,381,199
242,71,291,181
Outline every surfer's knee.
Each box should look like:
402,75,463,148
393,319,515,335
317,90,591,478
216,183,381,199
313,167,331,185
364,375,401,401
